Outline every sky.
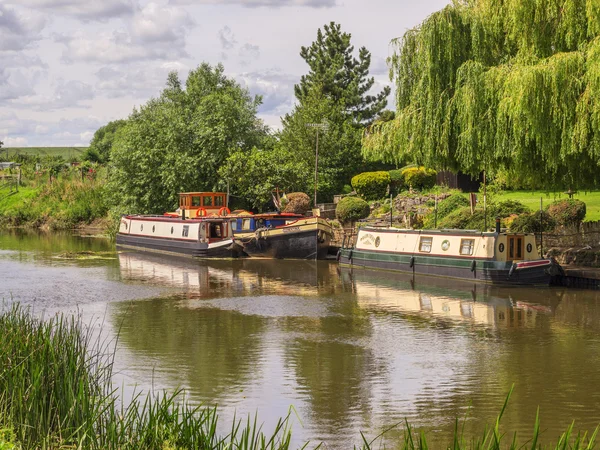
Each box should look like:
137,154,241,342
0,0,449,148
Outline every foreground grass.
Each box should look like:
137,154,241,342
0,305,599,449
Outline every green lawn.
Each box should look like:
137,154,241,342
2,147,87,160
497,190,600,222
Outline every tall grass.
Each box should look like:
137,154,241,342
0,305,598,449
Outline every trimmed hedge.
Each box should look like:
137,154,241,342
336,197,370,223
402,167,437,190
351,171,390,201
510,211,556,233
546,199,586,226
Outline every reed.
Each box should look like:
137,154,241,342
0,305,598,449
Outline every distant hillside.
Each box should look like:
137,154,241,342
3,147,87,160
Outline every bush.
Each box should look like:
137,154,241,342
351,171,390,201
388,169,404,195
490,200,529,218
437,193,470,219
438,207,485,230
546,199,586,226
402,166,437,190
510,211,556,233
282,192,311,214
336,196,370,223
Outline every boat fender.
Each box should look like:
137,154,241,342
409,256,415,268
470,260,476,272
336,249,341,262
348,249,353,261
508,263,516,278
218,207,231,216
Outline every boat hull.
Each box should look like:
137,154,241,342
237,228,330,259
338,248,559,286
116,233,244,258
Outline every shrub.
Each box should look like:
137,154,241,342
437,193,470,219
351,171,390,200
510,211,556,233
490,200,529,218
438,207,485,230
546,199,586,226
341,184,353,195
402,166,437,190
282,192,311,214
388,169,404,195
336,196,370,223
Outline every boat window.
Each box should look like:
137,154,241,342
215,196,224,207
209,223,222,238
242,219,251,230
191,196,201,207
419,237,432,253
231,220,237,231
203,196,213,207
182,225,189,237
460,239,475,255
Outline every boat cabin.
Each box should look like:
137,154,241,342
231,213,303,234
172,192,229,218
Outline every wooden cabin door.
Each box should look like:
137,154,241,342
507,235,524,261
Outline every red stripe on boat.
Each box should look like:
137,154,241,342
515,260,551,269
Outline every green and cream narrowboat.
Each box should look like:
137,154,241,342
338,222,563,286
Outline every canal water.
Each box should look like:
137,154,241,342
2,230,600,448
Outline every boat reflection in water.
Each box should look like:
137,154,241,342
338,268,560,329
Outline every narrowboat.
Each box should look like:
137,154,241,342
338,221,563,286
233,213,333,260
116,192,243,258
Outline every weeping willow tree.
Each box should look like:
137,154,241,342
364,0,600,189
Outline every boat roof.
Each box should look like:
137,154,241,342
361,226,533,237
179,192,226,196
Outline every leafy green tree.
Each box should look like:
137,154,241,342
363,0,600,190
281,22,391,202
83,120,127,163
107,63,266,215
295,22,391,125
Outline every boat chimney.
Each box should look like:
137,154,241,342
495,216,500,234
182,209,186,220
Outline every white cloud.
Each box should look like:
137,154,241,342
96,62,188,98
0,4,46,51
55,3,194,63
170,0,336,7
239,43,260,66
3,137,28,146
11,80,95,110
237,69,297,115
15,0,137,21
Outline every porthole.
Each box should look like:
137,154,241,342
499,243,505,253
171,226,174,234
527,243,533,253
140,224,143,232
152,225,155,233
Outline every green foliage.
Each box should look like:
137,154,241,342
84,120,127,164
388,169,404,195
295,22,390,125
220,143,308,212
402,167,437,190
363,0,600,190
490,200,529,218
351,171,390,200
510,210,557,233
437,193,470,219
107,64,265,215
282,192,311,214
336,196,370,223
280,22,390,202
438,207,485,230
546,198,587,226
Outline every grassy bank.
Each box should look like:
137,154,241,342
2,147,86,161
0,168,108,230
0,305,598,449
499,191,600,222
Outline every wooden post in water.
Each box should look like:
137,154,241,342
390,193,393,227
